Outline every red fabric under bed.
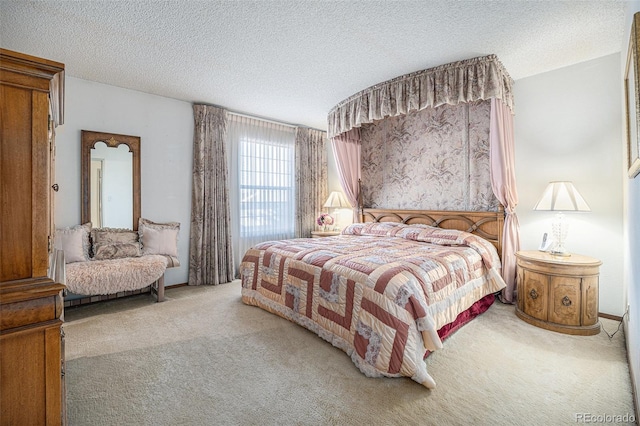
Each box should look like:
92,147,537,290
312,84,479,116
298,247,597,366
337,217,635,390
424,293,496,359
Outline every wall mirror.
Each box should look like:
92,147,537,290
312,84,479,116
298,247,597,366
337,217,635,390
626,12,640,178
81,130,141,230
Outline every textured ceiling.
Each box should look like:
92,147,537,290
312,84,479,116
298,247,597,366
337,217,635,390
0,1,627,130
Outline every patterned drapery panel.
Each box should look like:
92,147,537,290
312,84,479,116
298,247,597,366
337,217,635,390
295,128,328,237
361,100,499,212
189,104,234,285
327,54,513,139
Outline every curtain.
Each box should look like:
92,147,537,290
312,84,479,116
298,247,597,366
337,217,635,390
48,248,66,285
327,54,513,138
228,114,296,272
490,98,520,303
49,69,64,126
295,128,327,237
188,104,234,286
330,128,361,221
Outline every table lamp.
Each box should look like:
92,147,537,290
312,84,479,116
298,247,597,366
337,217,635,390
323,191,351,230
533,181,590,256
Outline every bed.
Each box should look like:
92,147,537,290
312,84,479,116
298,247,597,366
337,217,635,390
240,207,506,388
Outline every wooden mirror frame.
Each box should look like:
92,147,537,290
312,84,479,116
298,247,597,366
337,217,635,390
625,12,640,178
81,130,141,230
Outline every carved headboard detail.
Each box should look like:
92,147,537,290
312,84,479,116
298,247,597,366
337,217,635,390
361,207,504,257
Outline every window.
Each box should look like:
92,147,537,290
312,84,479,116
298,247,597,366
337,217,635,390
239,137,295,238
228,114,296,268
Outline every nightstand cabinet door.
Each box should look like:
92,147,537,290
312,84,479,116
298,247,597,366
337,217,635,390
521,270,548,321
549,277,581,326
581,276,599,326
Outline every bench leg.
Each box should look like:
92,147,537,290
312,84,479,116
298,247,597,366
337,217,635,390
155,274,165,302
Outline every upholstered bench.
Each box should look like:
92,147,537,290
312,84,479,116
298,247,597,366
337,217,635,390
56,219,180,307
65,255,170,302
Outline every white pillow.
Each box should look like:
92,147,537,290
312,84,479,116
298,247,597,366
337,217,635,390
138,218,179,257
54,223,91,263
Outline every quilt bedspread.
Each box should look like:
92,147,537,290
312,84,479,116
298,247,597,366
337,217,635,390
240,222,506,388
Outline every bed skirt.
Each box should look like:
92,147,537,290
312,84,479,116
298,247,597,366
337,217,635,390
425,293,496,358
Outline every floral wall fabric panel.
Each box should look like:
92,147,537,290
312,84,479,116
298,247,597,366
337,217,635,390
468,101,500,211
360,100,498,212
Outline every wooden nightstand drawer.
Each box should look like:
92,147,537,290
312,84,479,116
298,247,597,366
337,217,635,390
515,250,601,336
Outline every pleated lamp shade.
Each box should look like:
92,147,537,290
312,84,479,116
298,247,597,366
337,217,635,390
323,191,351,209
533,181,590,212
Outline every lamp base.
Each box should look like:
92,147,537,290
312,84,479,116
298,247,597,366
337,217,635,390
551,212,571,258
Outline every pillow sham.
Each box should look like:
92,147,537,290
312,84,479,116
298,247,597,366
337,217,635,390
341,222,405,236
138,218,180,257
91,227,141,260
342,222,462,243
93,242,142,260
54,222,92,263
341,222,499,269
91,227,139,245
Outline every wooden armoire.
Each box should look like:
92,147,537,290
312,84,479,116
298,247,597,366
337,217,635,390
0,49,66,425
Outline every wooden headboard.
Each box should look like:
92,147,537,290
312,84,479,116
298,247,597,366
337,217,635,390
360,207,505,257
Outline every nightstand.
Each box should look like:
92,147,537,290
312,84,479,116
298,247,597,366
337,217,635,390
311,231,341,238
515,250,601,336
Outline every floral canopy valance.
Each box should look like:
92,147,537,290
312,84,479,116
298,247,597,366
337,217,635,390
327,54,513,138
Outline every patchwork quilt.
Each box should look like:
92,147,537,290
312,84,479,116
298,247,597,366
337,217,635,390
240,222,506,388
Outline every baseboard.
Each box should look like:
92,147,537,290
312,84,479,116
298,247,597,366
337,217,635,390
599,312,623,321
166,282,188,289
623,316,640,423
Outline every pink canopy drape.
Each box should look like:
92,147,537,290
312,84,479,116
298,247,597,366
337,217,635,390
490,98,520,303
330,128,361,221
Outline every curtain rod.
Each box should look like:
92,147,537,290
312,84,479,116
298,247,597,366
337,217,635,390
227,110,325,133
195,102,326,133
228,110,297,128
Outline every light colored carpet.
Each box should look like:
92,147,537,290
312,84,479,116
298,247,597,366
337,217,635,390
63,281,636,426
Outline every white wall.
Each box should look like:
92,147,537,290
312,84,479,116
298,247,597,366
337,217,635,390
514,53,624,316
55,77,193,286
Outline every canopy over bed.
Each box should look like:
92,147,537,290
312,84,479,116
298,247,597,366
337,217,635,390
327,54,520,303
327,54,513,139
